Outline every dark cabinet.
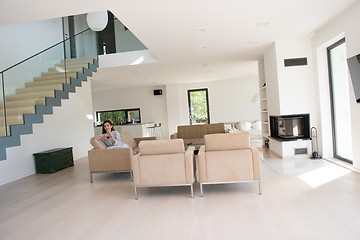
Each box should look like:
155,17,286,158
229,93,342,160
33,147,74,173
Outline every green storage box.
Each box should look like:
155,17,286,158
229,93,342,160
33,147,74,173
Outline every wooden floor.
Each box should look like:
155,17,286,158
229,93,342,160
1,150,360,240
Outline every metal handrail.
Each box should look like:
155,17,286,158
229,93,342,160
1,72,7,136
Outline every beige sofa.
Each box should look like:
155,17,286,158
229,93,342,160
88,132,155,183
170,123,226,146
198,132,261,196
131,139,195,199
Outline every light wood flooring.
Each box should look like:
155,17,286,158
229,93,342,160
1,150,360,240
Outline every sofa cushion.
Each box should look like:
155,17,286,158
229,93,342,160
201,123,226,135
90,139,107,150
204,132,250,151
177,125,202,139
177,123,225,140
120,132,137,149
139,139,185,155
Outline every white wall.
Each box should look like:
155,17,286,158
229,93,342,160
91,85,169,138
264,44,281,115
275,38,317,117
312,1,360,169
265,38,317,118
0,80,94,185
263,38,317,157
0,18,64,95
166,76,260,135
165,84,183,136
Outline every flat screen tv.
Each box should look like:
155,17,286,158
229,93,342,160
347,54,360,103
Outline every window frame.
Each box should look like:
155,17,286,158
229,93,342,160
95,108,141,126
327,38,353,163
187,88,210,125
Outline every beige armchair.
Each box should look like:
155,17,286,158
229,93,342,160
88,132,155,183
198,132,261,196
131,139,195,199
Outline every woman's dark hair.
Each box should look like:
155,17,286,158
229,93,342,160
102,120,115,134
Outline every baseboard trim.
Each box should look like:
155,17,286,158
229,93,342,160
323,157,360,174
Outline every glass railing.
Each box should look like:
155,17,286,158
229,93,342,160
0,28,96,137
1,40,67,137
113,18,147,53
0,14,148,138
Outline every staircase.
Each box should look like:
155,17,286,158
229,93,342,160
0,56,99,160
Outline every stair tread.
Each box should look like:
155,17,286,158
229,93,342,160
55,63,93,70
16,84,63,94
0,99,45,107
0,107,35,116
0,116,24,126
6,90,54,97
0,127,11,137
41,71,78,76
60,56,96,63
0,115,24,120
5,94,54,102
26,79,67,87
48,66,86,72
34,76,72,82
35,73,77,81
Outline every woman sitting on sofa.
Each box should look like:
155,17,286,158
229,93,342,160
92,120,129,149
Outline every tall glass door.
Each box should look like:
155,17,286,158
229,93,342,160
327,38,353,163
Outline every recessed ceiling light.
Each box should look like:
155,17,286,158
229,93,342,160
256,21,270,27
194,28,206,32
198,45,207,49
247,41,258,44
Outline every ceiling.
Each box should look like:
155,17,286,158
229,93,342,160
0,0,355,91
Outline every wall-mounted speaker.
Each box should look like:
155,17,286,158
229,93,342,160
153,89,162,95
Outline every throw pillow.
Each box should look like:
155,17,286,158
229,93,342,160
90,139,107,150
120,132,137,148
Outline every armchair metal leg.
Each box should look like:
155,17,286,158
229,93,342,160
200,183,203,197
259,180,262,195
134,186,138,200
130,171,133,181
90,173,93,183
190,184,194,198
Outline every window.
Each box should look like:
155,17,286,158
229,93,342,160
327,38,353,163
95,108,141,126
187,88,210,125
